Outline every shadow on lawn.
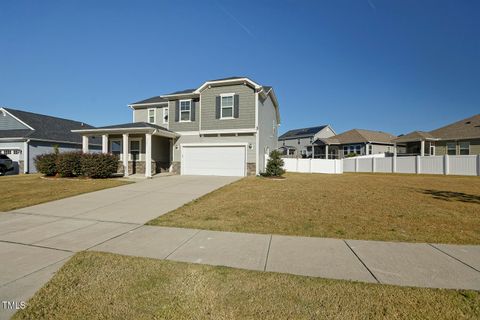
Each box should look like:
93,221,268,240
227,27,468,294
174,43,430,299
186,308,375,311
421,189,480,204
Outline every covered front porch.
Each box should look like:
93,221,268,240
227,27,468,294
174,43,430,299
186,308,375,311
393,131,438,157
73,123,178,178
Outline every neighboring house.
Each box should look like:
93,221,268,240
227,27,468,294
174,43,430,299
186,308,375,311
315,129,397,159
393,114,480,156
0,107,100,173
278,125,335,157
73,77,280,177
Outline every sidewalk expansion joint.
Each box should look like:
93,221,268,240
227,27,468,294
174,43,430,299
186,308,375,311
428,243,480,273
86,224,144,251
164,229,202,260
343,240,380,284
263,234,273,271
0,239,73,253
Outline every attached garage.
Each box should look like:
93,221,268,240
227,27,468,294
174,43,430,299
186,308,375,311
181,144,246,176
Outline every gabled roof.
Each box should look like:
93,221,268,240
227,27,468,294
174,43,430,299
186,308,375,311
393,131,437,143
0,107,99,144
320,129,396,145
429,114,480,140
278,125,328,140
130,96,168,105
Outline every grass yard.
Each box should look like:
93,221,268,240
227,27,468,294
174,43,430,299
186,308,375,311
0,174,130,212
149,173,480,244
13,251,480,320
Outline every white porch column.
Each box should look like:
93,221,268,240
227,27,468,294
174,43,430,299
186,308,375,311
420,140,425,156
122,133,129,177
82,135,89,153
312,145,315,159
23,140,29,174
325,145,329,159
145,133,152,178
102,134,109,153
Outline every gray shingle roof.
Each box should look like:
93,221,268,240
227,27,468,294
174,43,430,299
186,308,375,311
429,114,480,140
320,129,396,145
278,125,328,140
130,96,168,105
393,131,437,143
93,122,175,133
1,108,100,144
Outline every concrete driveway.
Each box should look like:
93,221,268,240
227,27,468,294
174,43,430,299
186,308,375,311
0,175,239,319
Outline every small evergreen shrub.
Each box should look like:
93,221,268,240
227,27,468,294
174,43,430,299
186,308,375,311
81,153,118,178
34,153,58,176
345,153,358,158
56,152,83,177
263,150,285,177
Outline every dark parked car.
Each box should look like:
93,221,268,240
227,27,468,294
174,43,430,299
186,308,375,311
0,154,14,176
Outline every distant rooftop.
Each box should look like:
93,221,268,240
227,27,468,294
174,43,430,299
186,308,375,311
278,125,328,140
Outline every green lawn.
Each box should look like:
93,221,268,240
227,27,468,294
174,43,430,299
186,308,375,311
13,252,480,320
149,173,480,244
0,174,130,212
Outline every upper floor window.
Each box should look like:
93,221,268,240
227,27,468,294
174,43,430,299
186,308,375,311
147,109,155,124
163,107,169,124
180,100,191,122
459,142,470,155
446,142,456,155
220,94,234,119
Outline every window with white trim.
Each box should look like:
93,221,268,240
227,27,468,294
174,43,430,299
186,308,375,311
163,107,169,124
446,142,456,155
180,100,191,122
459,142,470,155
220,94,234,119
148,109,155,124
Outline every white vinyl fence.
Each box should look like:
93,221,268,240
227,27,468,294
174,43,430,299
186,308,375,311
283,158,343,174
343,155,480,176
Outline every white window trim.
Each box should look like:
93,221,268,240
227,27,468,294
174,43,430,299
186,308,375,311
147,108,156,124
459,141,470,155
220,93,234,120
129,138,142,161
163,107,169,124
446,142,457,155
110,139,122,160
179,99,192,123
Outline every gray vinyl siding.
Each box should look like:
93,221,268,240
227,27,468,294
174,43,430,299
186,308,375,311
200,84,255,131
0,111,29,130
257,95,278,172
435,139,480,155
172,134,256,163
29,141,83,173
168,100,199,132
133,106,169,129
151,135,170,162
279,137,314,151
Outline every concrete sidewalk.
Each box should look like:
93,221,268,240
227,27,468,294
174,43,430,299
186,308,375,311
91,226,480,291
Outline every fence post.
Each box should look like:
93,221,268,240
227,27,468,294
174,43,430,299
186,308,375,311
334,159,337,174
477,154,480,176
372,157,376,173
392,156,396,173
355,158,359,172
444,154,449,175
416,156,421,174
309,158,312,173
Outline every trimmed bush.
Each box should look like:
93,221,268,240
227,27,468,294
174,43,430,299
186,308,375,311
263,150,285,177
81,153,118,178
56,152,83,177
34,153,58,176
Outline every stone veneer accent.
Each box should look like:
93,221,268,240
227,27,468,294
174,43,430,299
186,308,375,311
117,161,171,175
247,163,256,176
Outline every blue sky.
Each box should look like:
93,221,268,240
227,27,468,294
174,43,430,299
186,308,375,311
1,0,478,135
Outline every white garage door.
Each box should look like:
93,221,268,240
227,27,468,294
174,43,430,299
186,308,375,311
182,145,246,176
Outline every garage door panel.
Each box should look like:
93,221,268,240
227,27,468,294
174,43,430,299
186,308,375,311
182,146,245,176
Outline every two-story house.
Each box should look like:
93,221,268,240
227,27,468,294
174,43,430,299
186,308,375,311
73,77,280,177
278,125,336,157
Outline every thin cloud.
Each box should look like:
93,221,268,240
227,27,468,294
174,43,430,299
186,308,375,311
216,2,255,38
367,0,377,11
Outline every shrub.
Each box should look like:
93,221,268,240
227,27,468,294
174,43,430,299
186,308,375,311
263,150,285,177
34,153,58,176
345,153,358,158
56,152,83,177
81,153,118,178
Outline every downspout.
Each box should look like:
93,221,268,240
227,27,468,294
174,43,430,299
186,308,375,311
255,89,260,175
24,139,30,174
